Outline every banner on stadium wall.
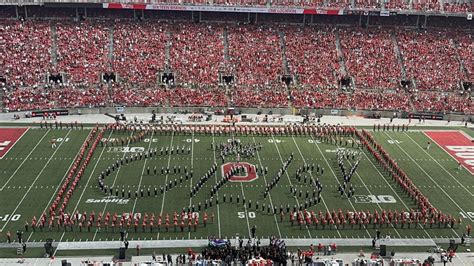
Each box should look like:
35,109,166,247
30,109,69,117
346,10,396,16
102,3,344,15
408,113,444,120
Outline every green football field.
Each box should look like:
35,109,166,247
0,126,473,244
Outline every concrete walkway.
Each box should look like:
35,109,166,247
0,112,471,128
0,237,441,250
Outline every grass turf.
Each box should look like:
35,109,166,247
0,127,472,246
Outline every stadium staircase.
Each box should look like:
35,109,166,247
334,31,356,88
223,29,230,62
165,31,172,70
278,30,290,76
391,33,407,80
0,88,4,111
450,39,469,80
108,26,114,70
50,24,58,67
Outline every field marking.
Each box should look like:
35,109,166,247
270,134,312,238
210,133,222,238
228,133,252,238
341,143,403,238
352,137,435,239
0,127,29,159
0,129,50,191
384,132,474,223
0,130,72,232
26,129,95,242
308,135,372,238
92,132,134,241
188,131,194,240
251,136,282,238
414,132,474,197
291,136,342,237
131,132,155,215
157,133,175,240
239,179,252,238
331,136,402,237
52,130,117,250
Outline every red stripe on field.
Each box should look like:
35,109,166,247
0,128,28,159
425,131,474,175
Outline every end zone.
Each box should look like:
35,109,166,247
0,128,29,159
424,130,474,175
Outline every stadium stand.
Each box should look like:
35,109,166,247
228,25,283,85
112,21,168,84
339,28,402,90
56,21,109,85
0,12,472,114
283,26,339,88
1,20,51,86
397,29,464,91
170,23,225,85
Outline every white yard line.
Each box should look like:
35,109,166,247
325,136,402,237
92,132,134,241
270,135,312,238
0,127,30,159
0,129,50,191
230,133,252,238
131,132,155,214
291,136,342,238
352,136,435,239
344,153,402,238
26,129,95,242
239,182,252,238
0,130,72,232
251,136,282,238
53,130,115,254
188,131,194,240
384,132,474,223
409,132,473,197
157,133,175,240
210,133,222,238
308,135,372,238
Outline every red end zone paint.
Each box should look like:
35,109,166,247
0,128,28,159
425,131,474,174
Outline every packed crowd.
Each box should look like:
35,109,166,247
410,91,472,113
283,26,339,88
397,29,463,91
56,21,109,85
290,88,412,111
456,34,474,82
339,28,401,89
112,21,168,84
110,84,228,107
1,21,472,113
170,23,225,85
3,84,109,111
228,25,283,85
1,20,51,86
230,86,289,108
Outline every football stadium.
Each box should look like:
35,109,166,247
0,1,473,265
